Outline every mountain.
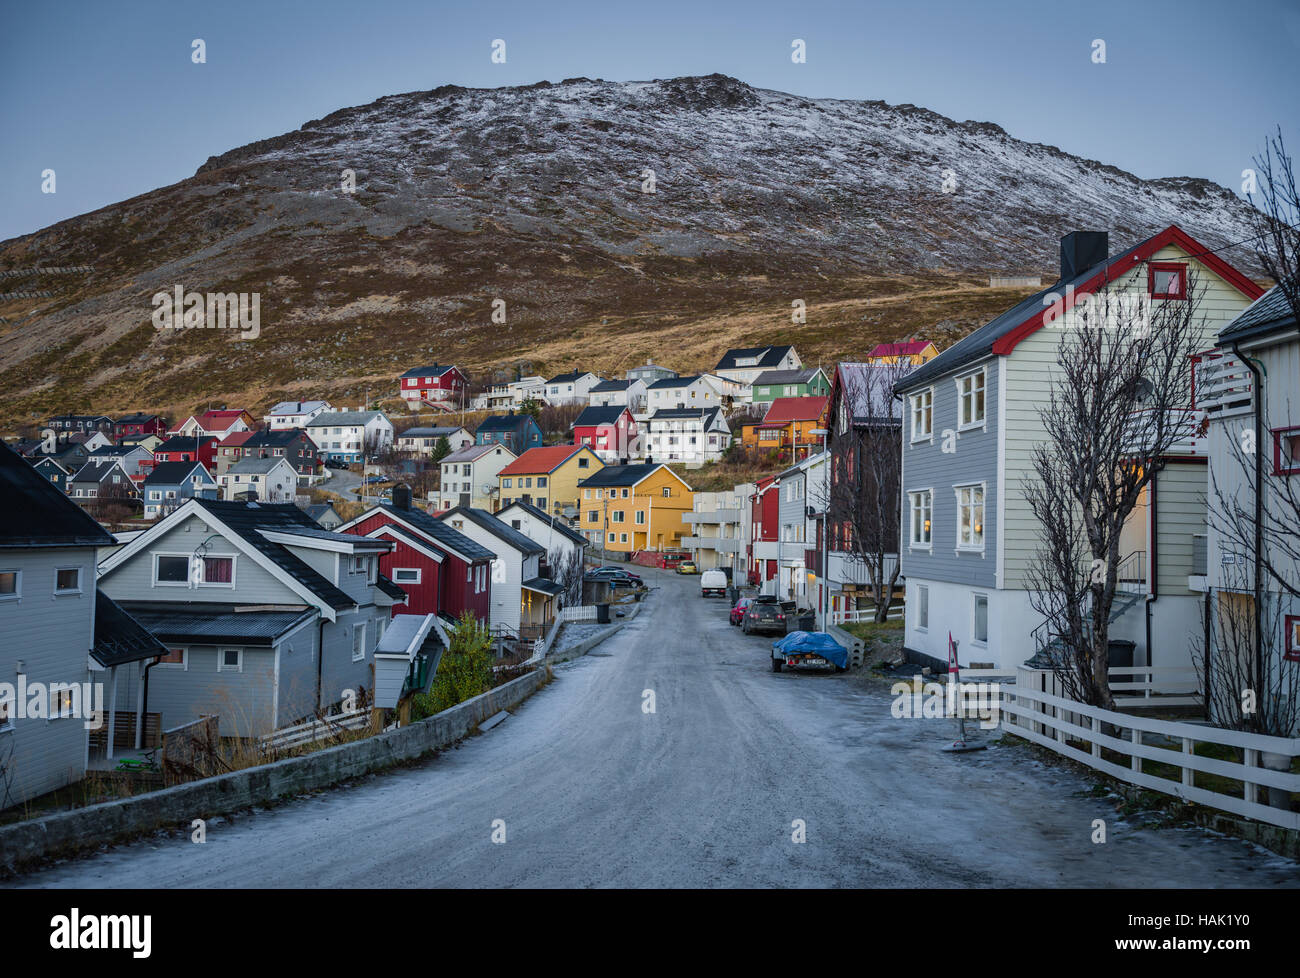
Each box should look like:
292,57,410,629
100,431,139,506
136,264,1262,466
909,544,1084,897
0,73,1264,428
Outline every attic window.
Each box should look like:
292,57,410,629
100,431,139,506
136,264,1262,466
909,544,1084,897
1148,262,1187,300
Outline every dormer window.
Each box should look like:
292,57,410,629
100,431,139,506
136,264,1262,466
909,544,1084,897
1149,262,1187,300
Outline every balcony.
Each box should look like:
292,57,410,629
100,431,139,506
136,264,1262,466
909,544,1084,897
684,535,742,554
1197,352,1254,419
1124,408,1207,457
684,507,742,524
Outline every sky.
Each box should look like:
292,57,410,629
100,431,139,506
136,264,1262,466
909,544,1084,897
1,0,1297,241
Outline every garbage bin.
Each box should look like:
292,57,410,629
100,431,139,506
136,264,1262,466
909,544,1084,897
596,603,611,625
798,613,815,631
1107,639,1135,669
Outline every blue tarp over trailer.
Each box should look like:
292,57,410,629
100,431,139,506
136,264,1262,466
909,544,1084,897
772,631,849,669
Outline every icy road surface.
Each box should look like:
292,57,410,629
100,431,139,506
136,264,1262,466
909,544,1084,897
16,566,1299,887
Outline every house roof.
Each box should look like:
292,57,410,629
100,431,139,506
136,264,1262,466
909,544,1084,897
244,428,310,449
715,345,795,371
647,374,705,389
762,396,829,424
497,445,584,476
217,431,257,448
897,225,1264,392
868,340,932,357
649,406,722,423
227,456,294,475
193,409,250,429
590,379,633,392
92,591,169,667
1217,282,1297,345
578,462,672,488
267,400,329,416
399,426,466,438
190,499,357,610
439,506,547,557
546,370,594,384
304,411,387,427
70,460,130,484
475,413,538,433
0,440,115,549
368,503,496,562
498,500,589,547
522,576,565,596
119,600,318,647
753,368,822,386
375,574,407,602
114,412,162,425
399,364,458,379
156,435,215,454
301,503,339,522
144,461,210,486
573,405,630,427
441,443,507,464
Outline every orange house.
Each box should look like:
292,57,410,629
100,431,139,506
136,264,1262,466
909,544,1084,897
740,396,829,458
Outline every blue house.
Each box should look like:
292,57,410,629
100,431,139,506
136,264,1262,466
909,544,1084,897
475,412,544,454
143,461,218,520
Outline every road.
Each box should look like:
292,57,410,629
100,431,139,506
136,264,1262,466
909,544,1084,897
18,566,1299,887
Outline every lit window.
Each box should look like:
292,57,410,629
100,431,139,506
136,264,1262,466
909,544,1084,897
55,567,82,594
909,490,932,547
955,484,985,548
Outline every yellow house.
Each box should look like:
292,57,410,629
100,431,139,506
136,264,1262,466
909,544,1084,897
497,444,603,519
577,463,694,553
866,339,939,365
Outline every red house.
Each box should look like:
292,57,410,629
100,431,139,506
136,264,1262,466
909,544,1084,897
338,488,494,622
141,434,218,477
571,405,638,462
172,408,257,439
747,475,780,585
399,365,468,409
113,412,168,441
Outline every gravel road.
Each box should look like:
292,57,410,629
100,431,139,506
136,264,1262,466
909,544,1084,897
16,567,1299,888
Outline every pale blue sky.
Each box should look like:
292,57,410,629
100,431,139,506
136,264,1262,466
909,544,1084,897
1,0,1296,240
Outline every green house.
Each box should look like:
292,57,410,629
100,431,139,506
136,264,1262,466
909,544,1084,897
750,367,831,404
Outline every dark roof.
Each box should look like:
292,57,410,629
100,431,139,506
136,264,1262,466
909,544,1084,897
753,367,822,386
192,500,356,609
649,407,723,424
499,500,589,547
0,441,115,548
373,503,496,561
896,234,1158,391
1217,283,1297,345
144,461,209,486
647,374,705,389
399,364,457,379
92,591,169,667
577,462,666,488
715,345,795,371
115,412,162,425
522,576,565,596
301,503,339,522
268,525,390,548
376,574,407,601
244,428,313,449
546,370,594,384
69,460,128,484
590,379,632,392
573,405,630,427
119,601,317,647
155,435,214,454
439,506,546,557
476,413,538,433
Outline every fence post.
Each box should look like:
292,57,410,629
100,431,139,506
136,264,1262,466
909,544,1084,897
1244,748,1259,806
1131,727,1142,774
1182,737,1195,787
1091,715,1101,759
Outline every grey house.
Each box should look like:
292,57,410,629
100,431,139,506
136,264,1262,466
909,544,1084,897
0,441,165,809
97,498,405,738
142,460,218,519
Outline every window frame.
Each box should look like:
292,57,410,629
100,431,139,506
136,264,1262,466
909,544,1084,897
916,584,929,632
54,566,84,596
972,592,990,646
1272,426,1300,476
955,368,987,431
908,489,933,549
217,648,243,673
954,482,986,551
909,387,934,443
153,551,237,588
352,622,367,662
1148,261,1187,301
0,569,21,602
1286,615,1300,663
393,567,421,585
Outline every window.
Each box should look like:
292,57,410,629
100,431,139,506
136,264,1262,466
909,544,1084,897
1287,616,1300,663
1148,262,1187,300
203,556,234,584
621,488,630,498
608,533,616,543
662,487,670,498
612,510,624,523
0,570,20,600
955,484,985,549
910,388,933,441
218,649,243,673
973,594,989,645
635,510,646,524
55,567,82,594
578,456,589,468
352,622,367,661
908,490,932,547
620,533,628,543
155,554,189,584
957,370,986,428
916,585,929,631
394,568,420,584
583,489,591,499
1273,427,1300,476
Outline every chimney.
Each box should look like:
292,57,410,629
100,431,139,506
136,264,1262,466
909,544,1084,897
392,484,412,510
1059,231,1109,281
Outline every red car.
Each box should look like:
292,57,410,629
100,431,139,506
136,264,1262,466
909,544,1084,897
729,597,753,626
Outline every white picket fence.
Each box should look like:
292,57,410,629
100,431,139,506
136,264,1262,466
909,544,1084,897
1000,680,1300,830
561,605,598,622
261,709,370,751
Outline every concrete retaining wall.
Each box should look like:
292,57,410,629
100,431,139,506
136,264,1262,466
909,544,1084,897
547,595,645,664
0,668,548,875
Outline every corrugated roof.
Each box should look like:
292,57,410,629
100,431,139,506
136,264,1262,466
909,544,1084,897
0,440,115,548
753,367,822,386
121,601,316,646
1218,283,1297,344
372,504,497,561
92,591,169,667
498,445,583,476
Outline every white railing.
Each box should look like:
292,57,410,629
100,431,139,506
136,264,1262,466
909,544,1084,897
1109,665,1203,708
830,603,904,625
261,708,370,750
1001,681,1300,830
1197,352,1253,418
561,605,598,622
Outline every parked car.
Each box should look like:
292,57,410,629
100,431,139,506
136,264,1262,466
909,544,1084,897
741,595,786,636
729,596,753,626
593,566,641,580
771,631,849,673
700,569,727,597
584,569,640,589
676,561,697,575
364,474,387,485
324,458,348,469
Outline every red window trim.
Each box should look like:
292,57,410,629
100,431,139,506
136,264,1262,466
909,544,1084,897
1286,615,1300,662
1272,426,1300,476
1148,261,1188,300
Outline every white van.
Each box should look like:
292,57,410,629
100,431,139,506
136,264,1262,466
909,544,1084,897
700,570,728,598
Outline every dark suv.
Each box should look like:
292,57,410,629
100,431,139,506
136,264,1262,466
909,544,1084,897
741,596,787,636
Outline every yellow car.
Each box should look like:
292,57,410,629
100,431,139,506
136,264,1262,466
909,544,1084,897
676,561,698,575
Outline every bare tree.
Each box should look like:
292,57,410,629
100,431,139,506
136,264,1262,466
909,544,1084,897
1246,127,1300,321
823,362,907,623
1026,281,1207,708
550,545,586,607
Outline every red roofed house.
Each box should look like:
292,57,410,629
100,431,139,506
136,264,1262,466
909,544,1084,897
398,364,468,410
173,408,257,439
497,445,603,521
741,396,829,460
571,405,639,463
214,430,258,478
867,339,939,365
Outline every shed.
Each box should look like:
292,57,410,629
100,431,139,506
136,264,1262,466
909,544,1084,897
373,614,448,710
